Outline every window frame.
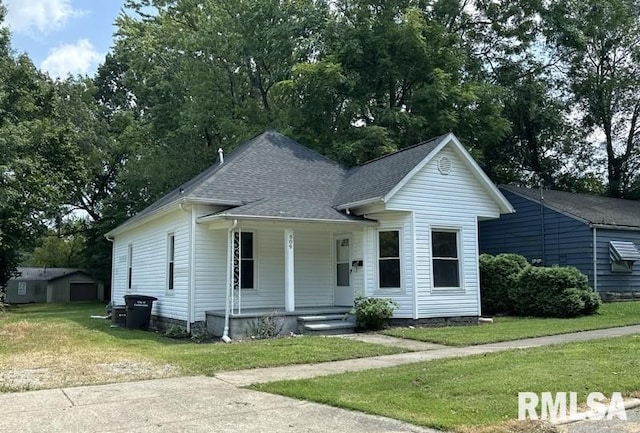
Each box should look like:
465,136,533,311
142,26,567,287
166,233,175,293
431,228,462,290
376,229,403,291
239,231,256,290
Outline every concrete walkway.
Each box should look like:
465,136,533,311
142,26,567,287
0,376,436,433
2,325,640,432
216,325,640,386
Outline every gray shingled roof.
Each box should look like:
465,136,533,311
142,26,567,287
12,267,85,281
334,135,448,207
110,131,452,232
502,185,640,228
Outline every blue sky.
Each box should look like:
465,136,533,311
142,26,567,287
4,0,127,78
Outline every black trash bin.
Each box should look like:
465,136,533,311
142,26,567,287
124,295,157,330
111,305,127,327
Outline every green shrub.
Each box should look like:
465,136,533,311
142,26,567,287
351,296,398,331
479,253,529,315
164,325,189,339
512,266,601,318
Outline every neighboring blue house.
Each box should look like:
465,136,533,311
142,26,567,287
479,185,640,300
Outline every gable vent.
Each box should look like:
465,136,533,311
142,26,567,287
437,156,452,175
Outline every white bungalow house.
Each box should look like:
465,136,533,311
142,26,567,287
106,131,513,338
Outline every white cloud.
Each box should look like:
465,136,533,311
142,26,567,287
4,0,80,34
41,39,103,78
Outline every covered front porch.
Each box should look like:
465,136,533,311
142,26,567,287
206,306,355,338
196,216,375,338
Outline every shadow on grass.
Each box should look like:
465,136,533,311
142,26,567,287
5,301,205,347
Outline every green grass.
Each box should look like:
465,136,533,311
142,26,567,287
382,301,640,346
0,302,405,390
253,335,640,431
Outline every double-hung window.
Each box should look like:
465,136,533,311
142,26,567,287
378,230,401,289
431,230,460,288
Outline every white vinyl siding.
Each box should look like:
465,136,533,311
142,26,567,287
193,225,227,322
111,208,190,321
383,145,501,318
350,231,365,297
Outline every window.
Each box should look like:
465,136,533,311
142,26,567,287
167,234,175,290
127,244,133,290
17,282,26,296
378,230,401,288
240,232,254,289
336,238,350,287
432,230,460,288
609,241,640,273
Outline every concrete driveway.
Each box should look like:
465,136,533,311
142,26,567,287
0,376,436,433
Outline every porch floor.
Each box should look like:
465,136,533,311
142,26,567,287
206,306,352,319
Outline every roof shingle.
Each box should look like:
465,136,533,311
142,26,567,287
502,185,640,228
334,135,447,207
109,131,453,233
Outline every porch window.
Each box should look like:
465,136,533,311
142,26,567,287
167,233,175,291
378,230,401,289
240,232,255,289
432,230,460,288
127,244,133,290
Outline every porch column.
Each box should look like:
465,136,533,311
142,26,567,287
284,228,295,312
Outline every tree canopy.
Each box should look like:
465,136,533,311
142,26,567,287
1,0,640,295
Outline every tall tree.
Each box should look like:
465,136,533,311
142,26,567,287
0,4,63,297
545,0,640,197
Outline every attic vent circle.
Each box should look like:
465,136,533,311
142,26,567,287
437,156,452,175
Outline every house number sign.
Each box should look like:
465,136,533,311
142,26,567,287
288,234,294,249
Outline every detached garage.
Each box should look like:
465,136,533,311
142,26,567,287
6,268,104,304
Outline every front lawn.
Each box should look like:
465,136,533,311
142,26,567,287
0,302,405,392
383,301,640,346
254,335,640,432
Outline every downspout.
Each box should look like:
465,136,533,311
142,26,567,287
539,185,546,265
222,219,238,343
592,227,598,292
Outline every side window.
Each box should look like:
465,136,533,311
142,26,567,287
167,234,175,290
378,230,401,289
432,230,460,288
127,244,133,290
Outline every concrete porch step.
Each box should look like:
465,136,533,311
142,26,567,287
297,314,352,323
301,320,356,336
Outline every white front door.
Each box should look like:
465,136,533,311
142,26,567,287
334,237,353,306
